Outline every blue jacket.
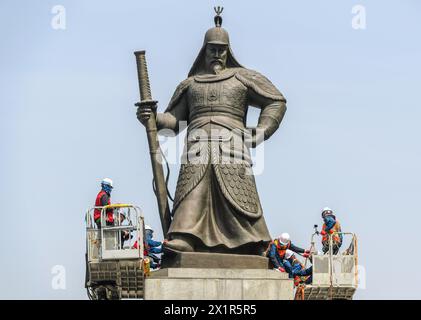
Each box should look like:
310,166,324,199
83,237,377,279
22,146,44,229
268,243,284,268
146,231,162,254
283,258,303,278
323,216,336,231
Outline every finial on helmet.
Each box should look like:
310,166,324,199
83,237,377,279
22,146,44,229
214,6,223,27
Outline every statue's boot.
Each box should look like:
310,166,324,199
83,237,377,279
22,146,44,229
164,235,195,252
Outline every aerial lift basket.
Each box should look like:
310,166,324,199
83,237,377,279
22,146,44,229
85,204,146,299
300,232,358,300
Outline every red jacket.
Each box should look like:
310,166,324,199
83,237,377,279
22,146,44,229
94,190,113,224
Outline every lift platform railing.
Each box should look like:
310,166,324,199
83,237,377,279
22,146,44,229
328,232,358,289
296,231,359,300
85,206,101,263
311,232,358,290
85,204,145,262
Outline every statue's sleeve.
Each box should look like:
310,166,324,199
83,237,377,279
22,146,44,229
156,77,191,135
235,69,287,143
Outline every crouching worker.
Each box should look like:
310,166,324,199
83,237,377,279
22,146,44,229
320,207,343,255
132,225,162,269
144,225,162,269
267,233,310,272
283,249,312,286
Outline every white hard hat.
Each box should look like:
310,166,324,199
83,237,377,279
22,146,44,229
101,178,113,187
322,207,335,218
278,233,290,245
145,225,153,231
285,249,294,260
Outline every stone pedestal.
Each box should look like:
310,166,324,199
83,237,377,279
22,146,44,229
161,251,270,269
144,268,294,300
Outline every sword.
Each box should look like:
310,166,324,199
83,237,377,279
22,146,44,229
134,50,171,236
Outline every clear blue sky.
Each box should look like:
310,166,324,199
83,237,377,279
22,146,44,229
1,0,420,299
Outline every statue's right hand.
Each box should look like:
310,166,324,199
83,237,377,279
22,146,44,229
135,102,154,125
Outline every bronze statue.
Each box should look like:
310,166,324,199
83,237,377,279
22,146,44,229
136,8,287,255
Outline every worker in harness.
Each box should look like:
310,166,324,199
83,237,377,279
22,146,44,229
145,225,162,269
320,207,343,254
93,178,114,228
267,233,310,272
283,249,313,286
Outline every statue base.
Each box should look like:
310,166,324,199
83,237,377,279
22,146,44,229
161,251,270,269
144,268,294,300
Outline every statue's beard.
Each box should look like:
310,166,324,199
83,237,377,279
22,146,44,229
211,61,224,74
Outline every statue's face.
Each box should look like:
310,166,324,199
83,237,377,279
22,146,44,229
205,43,228,73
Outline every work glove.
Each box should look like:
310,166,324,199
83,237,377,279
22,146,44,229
303,252,310,258
294,276,301,287
320,230,327,236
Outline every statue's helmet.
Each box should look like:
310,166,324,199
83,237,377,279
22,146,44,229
188,7,243,77
203,25,229,46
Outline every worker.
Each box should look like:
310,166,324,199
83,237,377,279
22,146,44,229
145,225,162,269
132,225,162,269
145,225,162,254
283,249,312,286
93,178,114,228
267,233,310,272
118,210,133,248
320,207,343,254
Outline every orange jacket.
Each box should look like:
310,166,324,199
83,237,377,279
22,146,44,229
321,220,342,244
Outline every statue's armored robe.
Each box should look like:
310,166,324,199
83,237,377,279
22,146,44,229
156,68,286,251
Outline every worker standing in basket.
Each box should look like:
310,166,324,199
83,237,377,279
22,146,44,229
320,207,343,255
93,178,114,228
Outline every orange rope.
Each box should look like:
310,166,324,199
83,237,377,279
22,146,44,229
294,284,305,300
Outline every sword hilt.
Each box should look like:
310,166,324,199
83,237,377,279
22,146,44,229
134,50,153,102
